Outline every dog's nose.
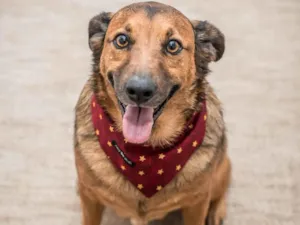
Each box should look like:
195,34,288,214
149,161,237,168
126,76,156,104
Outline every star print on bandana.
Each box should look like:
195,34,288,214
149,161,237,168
138,171,145,176
139,156,146,162
177,147,183,154
91,94,206,198
157,169,164,175
121,165,126,171
158,153,165,160
192,141,198,147
109,126,114,132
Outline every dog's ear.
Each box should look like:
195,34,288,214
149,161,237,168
191,20,225,62
88,12,113,51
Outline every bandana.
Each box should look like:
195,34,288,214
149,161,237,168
91,95,206,198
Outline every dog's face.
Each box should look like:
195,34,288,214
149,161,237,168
89,2,225,145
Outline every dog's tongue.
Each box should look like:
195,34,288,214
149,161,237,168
123,106,154,144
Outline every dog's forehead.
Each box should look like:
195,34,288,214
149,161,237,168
114,2,185,19
108,3,193,39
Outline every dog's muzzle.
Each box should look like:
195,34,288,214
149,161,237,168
111,74,179,144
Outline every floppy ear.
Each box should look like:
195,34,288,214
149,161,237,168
191,20,225,62
88,12,113,52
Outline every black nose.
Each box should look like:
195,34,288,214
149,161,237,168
126,76,156,104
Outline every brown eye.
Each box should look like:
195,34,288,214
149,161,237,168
166,40,182,54
114,34,129,49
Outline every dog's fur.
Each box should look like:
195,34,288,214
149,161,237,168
74,2,231,225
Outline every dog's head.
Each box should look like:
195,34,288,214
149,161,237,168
89,2,225,145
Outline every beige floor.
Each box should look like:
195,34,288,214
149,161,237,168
0,0,300,224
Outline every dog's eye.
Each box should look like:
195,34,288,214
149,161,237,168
166,40,182,55
114,34,129,49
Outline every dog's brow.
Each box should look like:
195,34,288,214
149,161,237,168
166,28,174,39
125,24,132,33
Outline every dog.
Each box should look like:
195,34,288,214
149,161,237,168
74,2,231,225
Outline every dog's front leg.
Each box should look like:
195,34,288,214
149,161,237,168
79,188,104,225
182,194,210,225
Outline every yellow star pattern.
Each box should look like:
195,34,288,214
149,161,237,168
99,114,102,120
159,153,165,160
176,165,182,171
138,171,145,176
157,169,164,175
95,129,100,136
177,147,183,154
204,114,207,121
139,156,146,162
192,141,198,147
137,184,143,190
124,139,128,143
156,185,162,191
109,126,114,132
121,165,126,171
92,101,96,108
188,124,193,129
107,141,112,147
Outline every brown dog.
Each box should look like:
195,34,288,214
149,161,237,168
74,2,231,225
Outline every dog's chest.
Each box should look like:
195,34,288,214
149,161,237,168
81,140,213,221
95,183,201,221
91,160,209,222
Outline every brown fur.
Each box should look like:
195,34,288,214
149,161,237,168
74,2,231,225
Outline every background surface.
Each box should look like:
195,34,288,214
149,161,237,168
0,0,299,224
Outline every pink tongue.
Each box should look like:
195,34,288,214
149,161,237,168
122,106,154,144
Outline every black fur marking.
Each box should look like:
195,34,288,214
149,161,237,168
196,20,207,31
193,20,225,62
108,71,114,87
125,24,132,33
88,12,111,39
158,61,173,79
144,4,164,19
122,2,174,19
166,28,174,39
88,12,112,77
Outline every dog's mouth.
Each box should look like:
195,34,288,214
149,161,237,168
118,85,180,144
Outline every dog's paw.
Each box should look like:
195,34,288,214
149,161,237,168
205,202,226,225
205,215,224,225
205,216,223,225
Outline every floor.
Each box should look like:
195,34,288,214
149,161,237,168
0,0,299,224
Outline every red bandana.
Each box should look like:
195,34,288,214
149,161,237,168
91,95,206,198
